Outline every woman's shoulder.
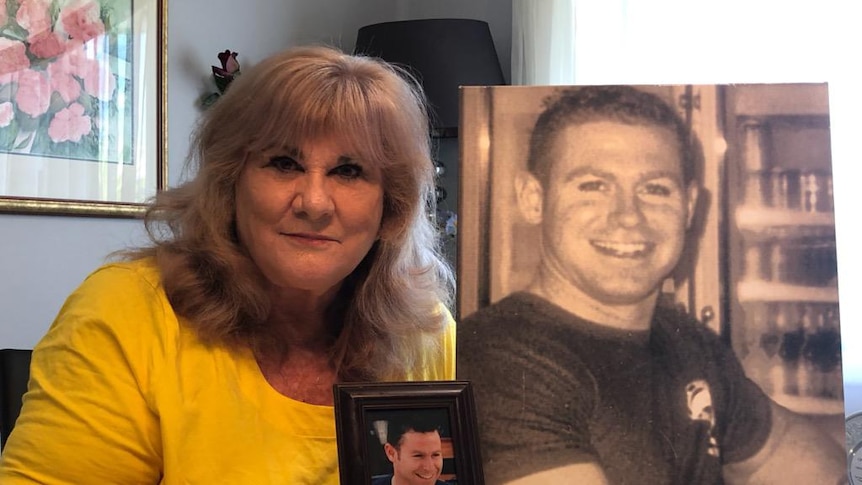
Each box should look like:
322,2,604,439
51,257,178,345
84,257,162,292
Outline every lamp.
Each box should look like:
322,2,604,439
354,19,506,138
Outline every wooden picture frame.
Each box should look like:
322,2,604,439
0,0,167,217
334,381,484,485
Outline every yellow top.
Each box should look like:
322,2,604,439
0,259,455,484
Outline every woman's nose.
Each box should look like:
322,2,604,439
293,174,334,219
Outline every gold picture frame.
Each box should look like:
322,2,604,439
0,0,168,217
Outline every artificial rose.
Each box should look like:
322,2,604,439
212,50,240,93
0,38,31,75
216,50,240,75
48,102,92,143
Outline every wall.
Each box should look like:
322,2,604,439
0,0,512,349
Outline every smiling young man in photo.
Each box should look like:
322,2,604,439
372,414,447,485
457,86,845,485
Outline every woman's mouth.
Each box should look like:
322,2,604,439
282,232,339,245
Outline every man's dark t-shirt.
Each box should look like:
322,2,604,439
457,292,772,484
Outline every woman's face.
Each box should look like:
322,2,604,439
235,136,385,297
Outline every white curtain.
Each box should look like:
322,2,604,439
511,0,575,85
511,0,633,85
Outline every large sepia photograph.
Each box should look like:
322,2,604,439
456,84,846,483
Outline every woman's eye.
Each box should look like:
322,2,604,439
577,179,606,192
330,163,363,179
267,156,302,172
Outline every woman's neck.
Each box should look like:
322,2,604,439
253,284,342,405
265,284,341,347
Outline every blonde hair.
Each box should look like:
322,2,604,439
127,45,454,381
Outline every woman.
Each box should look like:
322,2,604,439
0,45,455,484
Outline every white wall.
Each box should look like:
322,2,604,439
0,216,145,348
0,0,511,349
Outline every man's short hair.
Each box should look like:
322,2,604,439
526,85,695,187
384,411,443,448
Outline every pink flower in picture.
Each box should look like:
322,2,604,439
15,69,51,117
48,62,82,103
0,101,13,128
80,58,116,101
48,102,92,143
16,0,52,38
29,31,67,59
0,0,133,162
52,40,87,78
61,0,105,43
0,38,31,75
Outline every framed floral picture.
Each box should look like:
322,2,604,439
0,0,166,217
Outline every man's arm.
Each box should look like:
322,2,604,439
723,401,846,484
505,463,610,485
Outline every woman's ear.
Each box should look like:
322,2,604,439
515,170,544,224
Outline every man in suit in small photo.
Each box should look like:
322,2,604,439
371,413,448,485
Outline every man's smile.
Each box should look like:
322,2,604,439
590,240,654,258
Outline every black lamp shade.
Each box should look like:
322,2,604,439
355,19,505,137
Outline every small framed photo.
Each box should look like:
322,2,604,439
334,381,484,485
0,0,167,217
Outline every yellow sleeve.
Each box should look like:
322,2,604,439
404,304,456,382
441,305,456,380
0,263,165,484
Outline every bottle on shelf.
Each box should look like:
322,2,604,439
768,241,787,283
777,303,804,396
797,304,819,397
743,243,765,282
767,303,789,396
741,121,768,207
822,305,844,399
745,301,776,395
802,303,844,400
